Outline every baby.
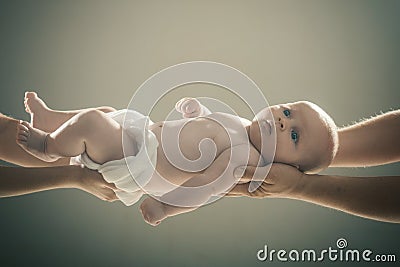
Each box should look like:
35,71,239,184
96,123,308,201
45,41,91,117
16,92,338,226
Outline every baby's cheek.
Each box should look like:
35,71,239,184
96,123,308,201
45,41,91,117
273,147,283,162
273,145,294,164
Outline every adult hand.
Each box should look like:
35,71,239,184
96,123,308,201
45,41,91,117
226,163,306,198
75,167,119,202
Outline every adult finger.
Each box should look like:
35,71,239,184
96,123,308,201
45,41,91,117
225,184,251,197
225,183,272,198
104,182,119,191
105,190,118,202
234,165,274,184
98,189,118,202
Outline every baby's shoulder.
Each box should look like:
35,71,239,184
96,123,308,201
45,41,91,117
206,112,250,125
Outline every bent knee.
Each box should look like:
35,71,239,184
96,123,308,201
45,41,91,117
98,106,116,113
76,109,106,125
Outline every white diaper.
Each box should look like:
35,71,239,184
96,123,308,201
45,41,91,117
70,109,158,206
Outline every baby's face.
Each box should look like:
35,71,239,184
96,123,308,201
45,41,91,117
249,101,332,170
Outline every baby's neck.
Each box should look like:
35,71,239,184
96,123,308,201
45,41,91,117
245,125,259,153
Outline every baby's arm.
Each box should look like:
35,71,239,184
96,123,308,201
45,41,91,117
140,147,242,226
175,97,211,118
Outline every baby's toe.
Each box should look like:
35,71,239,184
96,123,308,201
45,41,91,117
17,134,28,143
16,136,28,147
20,120,32,129
24,92,39,110
17,129,29,140
16,122,28,133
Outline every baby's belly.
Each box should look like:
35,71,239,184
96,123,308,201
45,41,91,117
149,118,234,185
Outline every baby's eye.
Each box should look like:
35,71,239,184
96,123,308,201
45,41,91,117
291,130,299,144
283,109,291,117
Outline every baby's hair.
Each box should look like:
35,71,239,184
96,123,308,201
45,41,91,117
300,102,339,174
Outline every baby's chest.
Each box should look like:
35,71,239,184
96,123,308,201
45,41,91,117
180,117,248,159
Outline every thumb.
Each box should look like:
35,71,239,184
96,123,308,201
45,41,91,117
225,183,271,198
234,165,273,193
248,164,273,192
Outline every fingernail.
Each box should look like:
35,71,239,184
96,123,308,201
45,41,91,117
248,181,262,193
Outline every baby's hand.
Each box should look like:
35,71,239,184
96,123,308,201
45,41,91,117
139,197,167,226
175,97,203,118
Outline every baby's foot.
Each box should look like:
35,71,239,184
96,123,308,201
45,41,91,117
16,120,58,162
24,91,53,132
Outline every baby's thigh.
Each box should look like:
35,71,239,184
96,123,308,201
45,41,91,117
81,110,124,164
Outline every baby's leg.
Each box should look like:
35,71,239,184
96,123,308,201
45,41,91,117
1,113,69,167
16,109,125,164
24,92,116,132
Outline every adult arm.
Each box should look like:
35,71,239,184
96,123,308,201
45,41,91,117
331,110,400,167
228,109,400,222
0,165,118,201
228,164,400,223
0,113,118,200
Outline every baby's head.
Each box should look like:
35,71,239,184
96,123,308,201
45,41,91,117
249,101,338,173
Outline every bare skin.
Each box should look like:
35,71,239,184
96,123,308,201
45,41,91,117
182,98,400,223
16,92,122,164
230,110,400,223
0,111,118,201
331,110,400,167
15,93,266,226
16,121,55,162
17,109,125,164
176,98,338,173
0,165,118,201
0,112,69,167
17,93,336,226
1,92,115,167
24,91,116,132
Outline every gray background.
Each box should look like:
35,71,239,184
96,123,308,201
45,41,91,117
0,0,399,266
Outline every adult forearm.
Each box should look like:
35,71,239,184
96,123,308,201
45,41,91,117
291,174,400,223
0,165,80,197
331,110,400,167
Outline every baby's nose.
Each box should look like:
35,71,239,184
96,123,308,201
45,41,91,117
276,117,286,130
